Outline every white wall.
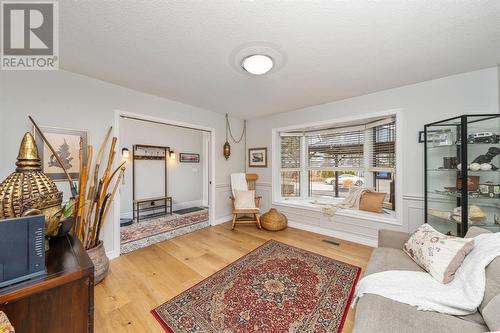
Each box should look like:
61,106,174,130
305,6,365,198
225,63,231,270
1,66,498,252
119,118,207,218
0,70,246,257
246,67,499,246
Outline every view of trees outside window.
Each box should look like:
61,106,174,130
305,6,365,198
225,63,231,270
281,171,300,197
280,136,301,197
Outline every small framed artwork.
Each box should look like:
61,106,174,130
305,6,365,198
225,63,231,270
34,126,88,181
418,131,425,143
179,153,200,163
248,148,267,168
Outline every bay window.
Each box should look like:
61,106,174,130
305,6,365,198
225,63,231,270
277,116,397,210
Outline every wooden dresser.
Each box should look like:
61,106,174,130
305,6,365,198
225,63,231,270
0,234,94,333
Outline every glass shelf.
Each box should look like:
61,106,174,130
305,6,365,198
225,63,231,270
429,190,500,201
427,143,500,149
428,215,500,228
426,168,500,172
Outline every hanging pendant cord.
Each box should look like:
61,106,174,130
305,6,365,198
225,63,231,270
226,113,246,144
225,114,229,142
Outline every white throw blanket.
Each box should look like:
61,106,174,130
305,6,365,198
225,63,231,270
318,186,371,216
354,231,500,316
230,173,248,198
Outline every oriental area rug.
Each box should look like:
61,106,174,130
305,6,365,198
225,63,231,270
151,240,361,333
120,209,209,254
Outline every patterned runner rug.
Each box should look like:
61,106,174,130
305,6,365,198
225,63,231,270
120,209,209,253
152,240,361,333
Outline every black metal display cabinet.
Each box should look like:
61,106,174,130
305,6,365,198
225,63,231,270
424,114,500,236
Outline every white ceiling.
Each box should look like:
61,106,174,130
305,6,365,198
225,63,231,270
60,1,500,119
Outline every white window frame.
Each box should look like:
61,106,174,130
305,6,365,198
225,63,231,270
278,133,304,197
272,109,403,224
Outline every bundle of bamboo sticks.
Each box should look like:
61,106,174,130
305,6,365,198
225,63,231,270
73,126,126,250
29,116,125,250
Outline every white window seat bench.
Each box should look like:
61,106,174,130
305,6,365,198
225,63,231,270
273,198,399,226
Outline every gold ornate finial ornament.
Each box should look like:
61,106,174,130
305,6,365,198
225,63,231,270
0,132,63,236
16,131,42,171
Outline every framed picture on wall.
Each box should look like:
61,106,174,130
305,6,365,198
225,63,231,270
179,153,200,163
248,148,267,168
418,131,426,143
33,126,88,181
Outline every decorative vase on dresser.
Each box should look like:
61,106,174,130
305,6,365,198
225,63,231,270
86,240,109,284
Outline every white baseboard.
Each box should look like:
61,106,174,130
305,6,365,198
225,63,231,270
121,211,133,219
287,220,378,247
172,200,204,211
214,215,232,225
106,249,120,260
214,216,378,247
108,218,375,259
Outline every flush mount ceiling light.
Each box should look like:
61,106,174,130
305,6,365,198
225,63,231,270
241,54,274,75
230,42,286,76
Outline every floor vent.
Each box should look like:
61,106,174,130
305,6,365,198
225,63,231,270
322,239,340,246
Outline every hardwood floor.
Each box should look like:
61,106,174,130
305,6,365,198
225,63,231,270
94,222,373,333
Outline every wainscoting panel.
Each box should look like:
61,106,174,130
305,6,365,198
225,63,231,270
255,182,272,213
215,183,233,223
403,194,425,233
256,183,426,247
272,204,324,227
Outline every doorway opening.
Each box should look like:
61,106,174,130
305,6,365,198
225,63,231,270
115,113,213,254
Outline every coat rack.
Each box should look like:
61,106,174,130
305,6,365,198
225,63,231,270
132,144,172,221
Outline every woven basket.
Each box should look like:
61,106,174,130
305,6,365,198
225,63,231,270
261,208,288,231
86,241,109,284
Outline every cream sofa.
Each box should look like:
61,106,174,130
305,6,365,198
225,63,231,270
353,227,500,333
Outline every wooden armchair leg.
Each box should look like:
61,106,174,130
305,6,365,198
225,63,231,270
232,214,237,230
255,213,262,229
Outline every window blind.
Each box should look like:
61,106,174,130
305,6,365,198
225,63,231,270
280,135,301,169
307,130,364,170
368,122,396,172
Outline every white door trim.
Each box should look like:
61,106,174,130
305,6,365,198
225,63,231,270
110,110,216,259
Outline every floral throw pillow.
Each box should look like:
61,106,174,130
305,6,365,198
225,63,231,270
403,224,475,284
